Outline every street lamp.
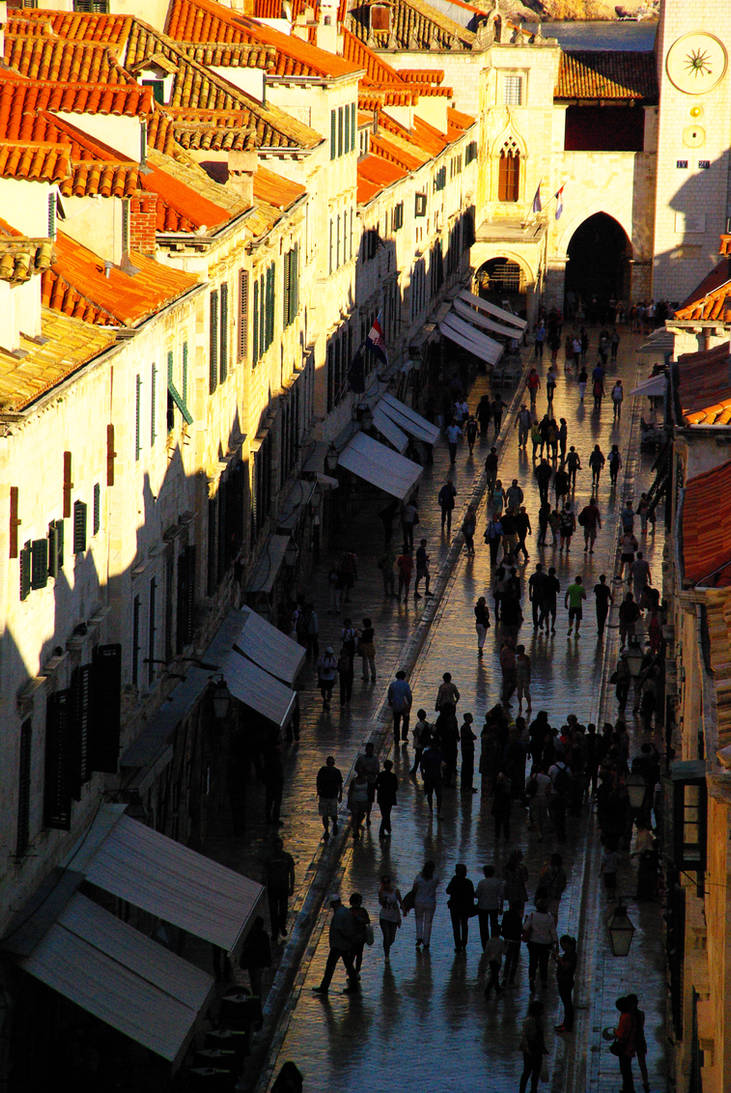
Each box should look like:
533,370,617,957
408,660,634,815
211,677,231,721
606,904,636,957
625,772,647,811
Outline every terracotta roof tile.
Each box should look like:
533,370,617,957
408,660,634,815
345,0,476,51
0,77,153,125
683,459,731,586
4,33,133,85
357,153,406,203
555,51,658,101
0,218,54,284
0,141,71,184
412,115,448,153
0,308,116,413
370,132,426,171
7,9,134,46
180,41,275,69
340,26,404,86
359,89,418,109
143,147,245,232
398,68,446,84
675,258,731,323
234,17,362,79
42,232,198,327
447,105,475,131
677,342,731,426
253,165,305,210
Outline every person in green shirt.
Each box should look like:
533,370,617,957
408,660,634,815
564,575,587,637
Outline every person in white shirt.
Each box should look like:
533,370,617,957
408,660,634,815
522,898,558,993
410,860,439,950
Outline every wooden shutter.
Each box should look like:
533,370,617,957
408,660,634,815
293,244,299,314
330,109,336,159
150,362,157,445
63,451,73,517
31,539,48,590
9,486,20,558
89,643,121,773
93,483,101,535
259,273,266,356
19,540,31,600
220,283,228,383
177,544,196,650
344,102,350,155
69,664,92,799
266,264,275,347
350,102,356,152
182,342,188,404
106,424,116,486
44,690,72,830
252,278,259,363
16,718,32,857
134,374,141,461
238,270,249,361
282,249,291,327
209,290,218,394
337,105,343,156
73,500,87,554
48,519,64,578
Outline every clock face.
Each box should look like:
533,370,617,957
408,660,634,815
666,33,728,95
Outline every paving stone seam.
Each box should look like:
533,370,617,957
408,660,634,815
250,361,531,1092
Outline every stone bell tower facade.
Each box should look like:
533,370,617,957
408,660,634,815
653,0,731,302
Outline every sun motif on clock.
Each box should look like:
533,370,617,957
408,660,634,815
666,33,728,95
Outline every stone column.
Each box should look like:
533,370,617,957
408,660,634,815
543,257,567,313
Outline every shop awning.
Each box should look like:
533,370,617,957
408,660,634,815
453,295,522,338
277,480,316,533
372,404,408,453
338,431,422,500
222,646,296,727
458,289,527,331
631,374,667,397
377,393,440,446
80,810,264,955
640,328,674,354
439,313,504,366
233,606,304,686
20,893,213,1066
247,533,290,595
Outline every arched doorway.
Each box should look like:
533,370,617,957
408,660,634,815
564,213,632,320
476,256,527,316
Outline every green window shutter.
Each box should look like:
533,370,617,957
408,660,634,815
344,103,350,155
265,266,274,348
48,519,64,578
258,273,266,355
330,109,336,159
93,483,101,535
282,249,291,327
350,102,356,151
220,283,228,383
252,279,259,363
294,244,299,314
20,540,31,600
182,342,188,404
150,362,157,445
338,105,343,156
134,374,141,461
238,270,249,361
167,348,193,426
31,538,48,590
73,500,87,555
209,291,218,394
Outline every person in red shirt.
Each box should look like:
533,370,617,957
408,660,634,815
613,995,639,1092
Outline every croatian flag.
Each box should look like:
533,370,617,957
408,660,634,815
531,182,542,214
555,184,565,220
367,313,388,365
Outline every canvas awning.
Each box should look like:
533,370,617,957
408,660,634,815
372,404,408,452
631,374,667,397
377,393,440,446
277,480,316,532
458,289,527,331
79,810,263,955
19,893,214,1066
439,313,504,365
338,431,421,500
247,533,290,595
453,295,522,338
233,606,304,686
640,328,674,354
222,648,296,726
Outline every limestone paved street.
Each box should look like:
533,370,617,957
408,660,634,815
204,328,667,1092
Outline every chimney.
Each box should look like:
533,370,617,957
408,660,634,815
128,194,158,258
227,147,257,209
315,0,338,55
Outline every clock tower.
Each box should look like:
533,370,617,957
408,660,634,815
652,0,731,302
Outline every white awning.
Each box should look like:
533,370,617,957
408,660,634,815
83,812,264,955
233,606,304,686
631,374,667,397
248,533,290,595
222,646,296,727
639,329,674,353
278,480,316,532
377,393,440,446
439,313,504,365
21,893,213,1066
458,289,527,331
338,431,422,500
452,296,521,339
372,404,408,453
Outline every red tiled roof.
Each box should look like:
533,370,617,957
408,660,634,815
412,115,448,154
398,68,445,84
4,33,133,85
141,160,232,232
720,236,731,258
683,459,731,586
359,89,418,110
340,26,404,86
370,132,424,171
357,153,406,203
447,105,474,132
42,232,198,326
675,258,731,323
0,77,153,126
555,51,658,101
231,16,362,79
677,342,731,426
0,140,71,184
8,9,134,46
253,165,305,210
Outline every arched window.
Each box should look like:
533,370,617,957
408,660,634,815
497,139,520,203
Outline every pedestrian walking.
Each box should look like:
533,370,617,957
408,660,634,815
349,893,371,975
534,321,545,361
501,901,523,986
554,934,578,1033
506,477,524,511
558,418,568,462
589,444,605,489
518,1000,548,1093
523,898,558,994
579,495,601,553
462,503,477,557
492,394,507,436
485,446,498,496
477,393,492,438
626,994,650,1093
476,865,504,945
619,592,641,648
619,533,639,582
401,498,419,551
376,759,398,838
316,755,343,840
358,617,376,681
312,894,358,995
445,419,462,464
539,567,560,634
414,538,432,599
435,671,460,712
460,713,477,792
594,574,613,637
503,849,529,919
355,741,379,824
492,770,513,839
446,863,475,953
265,838,295,941
537,502,550,547
378,498,398,548
239,915,272,1001
527,367,540,408
491,477,506,515
545,365,557,406
592,367,605,410
484,513,503,568
396,548,413,603
378,876,404,959
438,479,457,534
377,545,396,598
347,771,370,840
609,443,622,488
536,852,567,921
559,503,575,553
516,645,532,714
577,364,588,400
611,379,624,421
317,646,338,708
566,445,581,489
420,737,443,814
484,933,506,1000
612,995,639,1092
474,595,491,655
535,458,552,505
465,413,478,455
565,575,586,636
411,861,439,949
516,404,532,448
631,551,652,605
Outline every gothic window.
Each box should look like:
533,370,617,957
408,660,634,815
498,140,520,203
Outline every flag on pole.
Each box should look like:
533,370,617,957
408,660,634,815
367,312,388,366
554,184,565,220
531,182,542,215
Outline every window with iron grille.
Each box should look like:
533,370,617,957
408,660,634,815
504,75,523,106
219,282,228,383
73,500,87,555
209,290,219,394
48,519,64,578
238,269,249,360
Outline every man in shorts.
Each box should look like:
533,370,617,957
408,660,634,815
564,575,587,637
316,755,343,841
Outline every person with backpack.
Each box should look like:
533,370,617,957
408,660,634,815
484,513,503,569
559,503,576,553
608,443,622,488
548,756,572,840
462,503,477,557
594,574,614,637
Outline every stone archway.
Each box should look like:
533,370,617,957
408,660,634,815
475,256,528,316
564,213,633,320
